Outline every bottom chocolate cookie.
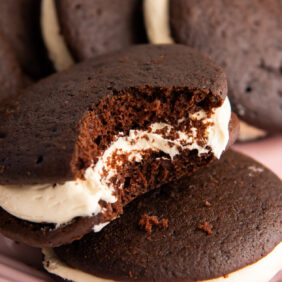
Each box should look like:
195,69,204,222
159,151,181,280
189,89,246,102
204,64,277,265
43,150,282,281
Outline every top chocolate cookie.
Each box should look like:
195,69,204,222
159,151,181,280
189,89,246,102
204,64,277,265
55,0,147,61
0,44,228,185
169,0,282,131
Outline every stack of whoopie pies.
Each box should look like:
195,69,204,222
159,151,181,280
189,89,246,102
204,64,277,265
0,1,281,282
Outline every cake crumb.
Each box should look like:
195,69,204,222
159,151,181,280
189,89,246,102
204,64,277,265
198,221,213,235
204,200,211,207
139,214,168,233
119,57,128,63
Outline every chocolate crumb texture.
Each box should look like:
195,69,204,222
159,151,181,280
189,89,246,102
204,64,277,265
204,200,211,207
139,214,168,233
198,221,213,235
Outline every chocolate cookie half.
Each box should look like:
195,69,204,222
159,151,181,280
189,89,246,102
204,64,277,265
0,44,238,247
0,30,26,102
44,150,282,281
0,0,53,78
52,0,147,63
169,0,282,132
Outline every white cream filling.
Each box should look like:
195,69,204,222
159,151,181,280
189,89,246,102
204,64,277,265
42,242,282,282
143,0,267,142
41,0,74,71
143,0,173,44
238,120,267,142
0,99,230,227
93,222,110,233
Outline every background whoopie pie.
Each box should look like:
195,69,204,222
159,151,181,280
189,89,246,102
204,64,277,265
0,30,26,103
0,0,53,79
42,0,147,71
144,0,282,140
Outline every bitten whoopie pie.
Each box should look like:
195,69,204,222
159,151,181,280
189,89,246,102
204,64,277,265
144,0,282,135
0,0,53,78
43,150,282,282
42,0,147,71
0,30,26,102
0,44,238,247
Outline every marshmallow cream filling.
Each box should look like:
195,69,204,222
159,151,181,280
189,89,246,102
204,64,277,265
41,0,74,71
42,242,282,282
0,98,231,227
143,0,173,44
238,120,267,142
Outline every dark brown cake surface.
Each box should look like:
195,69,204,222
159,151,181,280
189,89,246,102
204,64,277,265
0,30,25,102
54,150,282,281
0,0,53,78
0,44,228,185
170,0,282,132
55,0,147,61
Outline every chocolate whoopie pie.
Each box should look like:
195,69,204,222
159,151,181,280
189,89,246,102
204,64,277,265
0,44,238,247
43,150,282,282
144,0,282,134
169,0,282,132
55,0,147,62
0,0,53,78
